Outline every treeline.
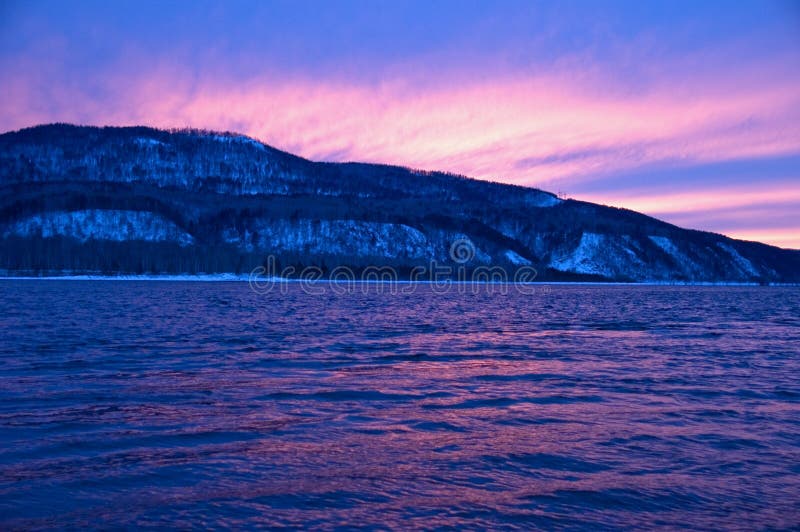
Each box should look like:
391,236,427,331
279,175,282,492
2,124,799,282
0,124,558,205
1,235,610,281
0,236,263,275
0,236,437,277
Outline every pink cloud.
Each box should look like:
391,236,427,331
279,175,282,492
4,60,800,187
581,184,800,248
721,229,800,251
136,73,800,190
2,53,799,247
583,185,800,217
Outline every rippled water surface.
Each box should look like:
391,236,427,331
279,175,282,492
1,281,799,530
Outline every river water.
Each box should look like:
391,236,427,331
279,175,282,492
1,281,799,529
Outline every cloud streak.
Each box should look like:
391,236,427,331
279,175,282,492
1,0,799,247
5,61,799,185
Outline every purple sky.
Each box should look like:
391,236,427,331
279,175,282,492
1,0,799,247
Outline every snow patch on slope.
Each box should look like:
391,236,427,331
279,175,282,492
210,134,267,150
716,242,759,277
548,233,654,279
549,232,609,276
649,236,680,257
134,137,165,147
4,210,193,245
647,235,708,279
222,220,513,264
504,250,531,265
225,219,436,259
526,193,562,207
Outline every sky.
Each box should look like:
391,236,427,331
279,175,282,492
1,0,799,248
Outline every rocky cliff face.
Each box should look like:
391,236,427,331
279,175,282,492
1,124,798,281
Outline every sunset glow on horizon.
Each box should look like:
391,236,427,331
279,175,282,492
1,0,799,248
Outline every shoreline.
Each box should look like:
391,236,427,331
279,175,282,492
0,275,797,286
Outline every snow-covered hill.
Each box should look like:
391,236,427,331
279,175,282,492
1,124,798,281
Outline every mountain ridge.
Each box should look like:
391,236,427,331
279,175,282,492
1,123,798,282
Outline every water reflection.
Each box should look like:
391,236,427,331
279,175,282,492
1,282,799,529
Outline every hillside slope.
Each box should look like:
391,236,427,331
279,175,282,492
1,124,798,282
